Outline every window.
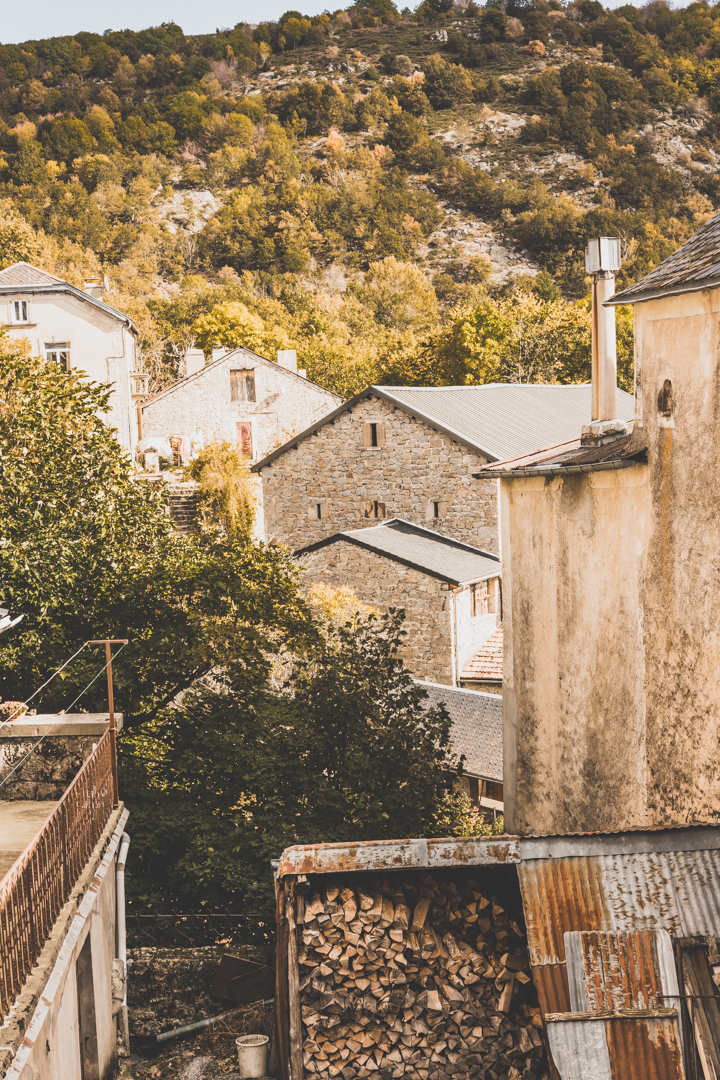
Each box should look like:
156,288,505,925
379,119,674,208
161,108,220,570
230,370,256,402
237,422,252,457
12,300,28,323
471,580,490,618
658,378,673,417
362,422,385,448
365,500,385,520
45,343,71,372
433,501,440,519
309,500,326,521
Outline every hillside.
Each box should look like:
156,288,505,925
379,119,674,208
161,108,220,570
1,0,718,395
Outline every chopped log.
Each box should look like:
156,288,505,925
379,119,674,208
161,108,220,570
410,898,431,933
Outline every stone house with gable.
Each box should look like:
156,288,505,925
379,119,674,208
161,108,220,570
253,383,635,553
141,347,341,537
297,518,501,685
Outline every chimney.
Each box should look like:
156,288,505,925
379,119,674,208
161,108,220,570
277,349,298,374
585,237,621,426
211,346,226,363
83,278,103,300
298,368,307,379
185,348,205,377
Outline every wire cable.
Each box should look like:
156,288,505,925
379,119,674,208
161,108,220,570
0,640,93,731
0,642,129,790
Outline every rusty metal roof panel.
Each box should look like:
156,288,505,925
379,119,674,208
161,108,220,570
277,835,521,878
546,1011,686,1080
566,930,664,1013
670,848,720,936
532,962,572,1018
518,858,613,966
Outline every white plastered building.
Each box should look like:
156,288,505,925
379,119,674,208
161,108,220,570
0,262,145,452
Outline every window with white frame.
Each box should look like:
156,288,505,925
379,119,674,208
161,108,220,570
45,343,71,372
11,299,29,323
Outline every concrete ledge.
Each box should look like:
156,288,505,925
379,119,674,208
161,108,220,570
0,803,127,1077
0,713,123,738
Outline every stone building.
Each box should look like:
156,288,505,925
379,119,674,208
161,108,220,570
253,383,634,553
0,262,143,451
297,518,501,685
141,347,340,537
477,217,720,836
141,346,340,466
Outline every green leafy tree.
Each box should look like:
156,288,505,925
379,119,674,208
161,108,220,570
0,345,312,725
122,610,477,913
187,440,257,540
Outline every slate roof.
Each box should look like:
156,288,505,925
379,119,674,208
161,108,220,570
460,627,503,683
416,680,502,781
0,261,135,329
473,426,647,479
612,209,720,305
296,518,501,586
251,383,635,471
141,345,342,409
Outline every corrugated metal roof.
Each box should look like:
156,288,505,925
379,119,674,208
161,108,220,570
565,930,666,1012
611,208,720,305
546,1011,686,1080
415,680,502,781
251,383,636,471
460,626,503,682
295,518,501,586
383,385,635,463
277,835,520,878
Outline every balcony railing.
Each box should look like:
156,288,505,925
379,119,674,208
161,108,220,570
0,732,115,1017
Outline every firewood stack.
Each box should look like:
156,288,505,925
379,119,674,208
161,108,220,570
297,871,547,1080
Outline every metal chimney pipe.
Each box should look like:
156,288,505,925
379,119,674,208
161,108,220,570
586,237,621,422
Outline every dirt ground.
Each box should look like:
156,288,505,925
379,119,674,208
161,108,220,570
118,1003,275,1080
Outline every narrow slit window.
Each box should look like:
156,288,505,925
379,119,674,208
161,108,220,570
433,501,440,519
230,370,256,402
370,423,378,447
237,422,252,457
316,503,322,520
13,300,28,323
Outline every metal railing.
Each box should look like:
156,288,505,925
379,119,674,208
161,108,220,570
0,731,115,1016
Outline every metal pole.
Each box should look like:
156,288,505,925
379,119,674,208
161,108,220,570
87,639,128,810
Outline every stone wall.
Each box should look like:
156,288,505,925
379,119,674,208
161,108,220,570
0,734,97,800
142,353,339,467
260,395,499,553
300,543,454,684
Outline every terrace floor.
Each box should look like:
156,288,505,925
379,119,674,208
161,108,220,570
0,800,57,882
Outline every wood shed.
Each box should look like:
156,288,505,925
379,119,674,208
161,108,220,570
273,836,548,1080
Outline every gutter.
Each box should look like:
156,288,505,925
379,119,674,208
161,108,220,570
472,457,643,480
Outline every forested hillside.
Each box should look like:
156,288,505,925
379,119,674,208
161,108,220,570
1,0,718,394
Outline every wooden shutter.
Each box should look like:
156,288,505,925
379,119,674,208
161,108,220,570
230,370,256,402
237,422,252,456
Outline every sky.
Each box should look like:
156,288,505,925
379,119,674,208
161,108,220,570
3,0,689,46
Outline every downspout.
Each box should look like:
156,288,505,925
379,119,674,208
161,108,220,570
116,832,131,1050
451,588,459,688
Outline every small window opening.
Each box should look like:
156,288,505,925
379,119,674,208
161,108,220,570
433,501,440,519
370,423,378,447
13,300,28,323
45,343,71,372
230,370,256,403
316,503,322,520
374,500,380,518
237,422,252,457
471,581,490,618
658,379,674,418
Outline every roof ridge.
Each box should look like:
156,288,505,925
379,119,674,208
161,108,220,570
0,261,66,286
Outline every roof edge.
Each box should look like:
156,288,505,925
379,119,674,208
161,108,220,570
251,385,499,472
474,457,643,480
0,280,136,330
608,274,720,306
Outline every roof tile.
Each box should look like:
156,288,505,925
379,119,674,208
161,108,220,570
613,209,720,303
461,627,503,682
417,680,502,781
0,262,65,287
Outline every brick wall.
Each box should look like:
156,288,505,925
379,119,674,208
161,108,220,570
260,395,499,553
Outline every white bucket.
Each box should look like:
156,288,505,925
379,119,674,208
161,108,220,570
236,1033,269,1078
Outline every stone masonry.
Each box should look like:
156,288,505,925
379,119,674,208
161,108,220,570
302,544,455,685
260,395,499,553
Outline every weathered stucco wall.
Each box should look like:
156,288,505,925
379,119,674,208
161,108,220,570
502,465,651,835
142,354,339,464
300,543,455,684
452,578,501,680
261,395,497,552
635,289,720,825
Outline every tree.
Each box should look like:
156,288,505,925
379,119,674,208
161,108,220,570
188,440,257,540
121,610,479,913
421,54,474,110
0,344,313,725
349,255,439,333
